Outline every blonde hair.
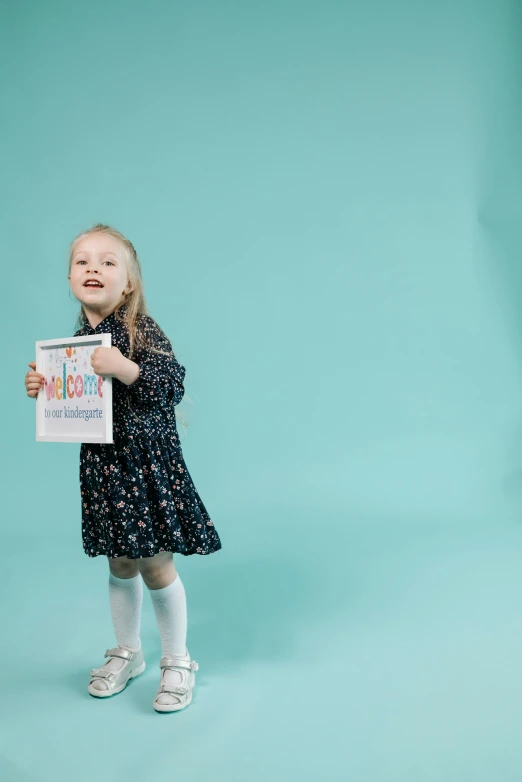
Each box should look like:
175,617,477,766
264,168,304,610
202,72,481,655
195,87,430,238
68,223,187,431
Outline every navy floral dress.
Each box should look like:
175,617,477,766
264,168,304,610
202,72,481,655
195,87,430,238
73,303,222,560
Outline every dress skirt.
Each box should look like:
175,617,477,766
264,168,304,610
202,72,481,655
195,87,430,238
80,429,222,559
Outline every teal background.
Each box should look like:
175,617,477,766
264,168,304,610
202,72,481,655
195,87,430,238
2,0,522,780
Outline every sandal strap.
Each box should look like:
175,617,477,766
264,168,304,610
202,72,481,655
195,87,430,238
104,646,135,661
90,645,138,680
90,668,116,680
160,655,199,672
159,684,190,696
154,658,197,704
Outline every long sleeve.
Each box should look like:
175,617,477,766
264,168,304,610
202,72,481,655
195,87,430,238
126,316,186,409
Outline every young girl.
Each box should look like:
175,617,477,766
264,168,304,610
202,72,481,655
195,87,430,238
24,223,222,713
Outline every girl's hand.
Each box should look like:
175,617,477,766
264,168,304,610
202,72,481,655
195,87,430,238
90,346,126,378
25,362,44,399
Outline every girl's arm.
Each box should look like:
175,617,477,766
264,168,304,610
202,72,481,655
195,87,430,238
125,316,186,409
115,358,140,386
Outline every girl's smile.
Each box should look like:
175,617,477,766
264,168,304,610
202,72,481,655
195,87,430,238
84,278,104,289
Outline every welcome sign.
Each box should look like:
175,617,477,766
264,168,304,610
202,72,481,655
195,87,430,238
35,333,113,443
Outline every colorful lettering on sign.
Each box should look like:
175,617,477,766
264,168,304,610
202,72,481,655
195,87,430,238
45,354,104,402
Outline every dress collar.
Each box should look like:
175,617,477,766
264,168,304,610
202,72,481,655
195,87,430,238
82,303,128,333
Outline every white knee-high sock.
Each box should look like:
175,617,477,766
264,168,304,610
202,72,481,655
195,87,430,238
108,572,143,651
91,573,144,690
89,573,143,690
149,574,188,658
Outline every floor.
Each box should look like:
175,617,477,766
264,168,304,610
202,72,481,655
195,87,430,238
2,513,522,782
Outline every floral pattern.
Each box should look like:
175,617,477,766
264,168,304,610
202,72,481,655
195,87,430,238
74,303,222,559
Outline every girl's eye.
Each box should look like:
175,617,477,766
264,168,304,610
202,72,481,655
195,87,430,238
75,259,114,265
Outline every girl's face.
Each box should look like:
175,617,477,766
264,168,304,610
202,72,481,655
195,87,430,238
68,233,133,315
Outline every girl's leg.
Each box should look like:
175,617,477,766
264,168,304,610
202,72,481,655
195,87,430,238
138,552,186,656
138,552,189,707
108,554,140,579
107,556,143,649
90,556,144,693
136,551,177,590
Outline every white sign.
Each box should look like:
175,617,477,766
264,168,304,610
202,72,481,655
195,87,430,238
36,333,113,443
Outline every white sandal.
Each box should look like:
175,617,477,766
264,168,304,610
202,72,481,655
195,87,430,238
88,644,146,698
153,651,199,713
